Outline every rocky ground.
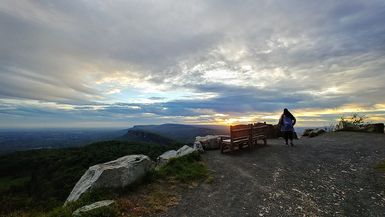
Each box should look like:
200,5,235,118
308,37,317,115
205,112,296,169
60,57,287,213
153,132,385,217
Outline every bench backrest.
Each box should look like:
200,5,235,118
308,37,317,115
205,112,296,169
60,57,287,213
252,123,268,138
230,124,252,141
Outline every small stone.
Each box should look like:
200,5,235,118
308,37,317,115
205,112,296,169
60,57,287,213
73,200,115,216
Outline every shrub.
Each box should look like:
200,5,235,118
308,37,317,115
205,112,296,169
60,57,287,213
336,113,367,131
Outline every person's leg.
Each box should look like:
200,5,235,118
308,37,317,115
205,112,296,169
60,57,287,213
283,131,289,145
289,131,294,146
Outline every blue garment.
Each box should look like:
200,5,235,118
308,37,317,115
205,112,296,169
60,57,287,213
281,115,294,132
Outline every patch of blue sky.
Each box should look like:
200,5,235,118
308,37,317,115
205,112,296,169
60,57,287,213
106,87,197,104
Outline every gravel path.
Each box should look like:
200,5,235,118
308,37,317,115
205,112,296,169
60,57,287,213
156,132,385,217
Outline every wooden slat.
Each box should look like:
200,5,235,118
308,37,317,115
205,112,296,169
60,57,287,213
232,129,251,133
232,138,249,143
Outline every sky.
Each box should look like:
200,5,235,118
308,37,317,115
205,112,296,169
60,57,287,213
0,0,385,128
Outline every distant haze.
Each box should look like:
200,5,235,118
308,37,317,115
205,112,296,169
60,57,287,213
1,1,385,128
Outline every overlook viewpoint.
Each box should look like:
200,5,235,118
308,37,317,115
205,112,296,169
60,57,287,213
155,132,385,217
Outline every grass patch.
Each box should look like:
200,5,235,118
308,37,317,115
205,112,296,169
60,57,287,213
44,203,119,217
205,175,214,184
43,190,117,217
114,152,209,216
375,160,385,172
155,152,209,183
116,181,181,217
42,152,209,217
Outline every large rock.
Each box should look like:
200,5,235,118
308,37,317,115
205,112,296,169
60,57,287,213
66,155,153,203
302,129,313,137
157,145,196,166
303,128,326,137
194,135,224,150
193,141,204,152
73,200,115,216
157,150,177,165
176,145,195,156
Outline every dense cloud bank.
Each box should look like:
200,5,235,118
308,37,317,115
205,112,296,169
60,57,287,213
0,0,385,127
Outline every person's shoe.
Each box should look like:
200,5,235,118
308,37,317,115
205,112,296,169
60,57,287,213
290,142,294,147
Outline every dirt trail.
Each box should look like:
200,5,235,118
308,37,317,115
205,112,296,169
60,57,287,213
156,132,385,217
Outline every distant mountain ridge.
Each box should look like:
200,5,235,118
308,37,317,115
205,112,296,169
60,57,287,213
0,129,126,154
123,124,228,144
120,129,176,145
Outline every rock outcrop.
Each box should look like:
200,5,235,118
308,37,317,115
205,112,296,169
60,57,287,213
194,135,225,150
176,145,196,156
302,128,326,137
193,140,204,152
66,155,153,203
157,150,177,165
157,145,196,166
73,200,115,216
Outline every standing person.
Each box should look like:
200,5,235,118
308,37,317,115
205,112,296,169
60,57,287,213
279,108,296,146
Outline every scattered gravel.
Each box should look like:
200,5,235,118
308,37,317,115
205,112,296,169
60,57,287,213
154,132,385,217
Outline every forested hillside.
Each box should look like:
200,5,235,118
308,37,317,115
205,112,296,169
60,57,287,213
0,140,182,215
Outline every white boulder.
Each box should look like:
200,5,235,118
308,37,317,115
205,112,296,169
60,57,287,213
176,145,195,156
157,145,196,166
302,128,326,137
157,150,177,165
66,155,153,203
73,200,115,216
194,135,224,150
193,141,204,152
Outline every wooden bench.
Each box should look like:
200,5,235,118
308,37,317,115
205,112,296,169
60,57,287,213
220,124,252,153
250,123,267,149
220,123,268,153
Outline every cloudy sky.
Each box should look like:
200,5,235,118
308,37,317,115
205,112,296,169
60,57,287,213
0,0,385,128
